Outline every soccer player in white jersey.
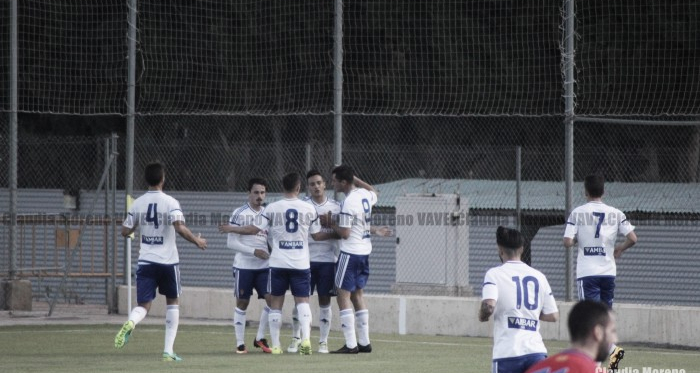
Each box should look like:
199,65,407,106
480,226,559,373
563,174,637,370
218,178,272,354
329,165,378,354
114,162,207,362
286,170,341,354
224,172,332,355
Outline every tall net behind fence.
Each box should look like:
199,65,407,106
575,1,700,116
137,0,335,114
343,0,562,115
0,0,128,115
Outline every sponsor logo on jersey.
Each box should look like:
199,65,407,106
584,246,606,256
141,235,164,245
507,317,538,331
279,240,304,249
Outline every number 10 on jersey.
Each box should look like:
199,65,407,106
512,276,539,310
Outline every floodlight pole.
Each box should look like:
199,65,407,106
563,0,575,302
125,0,138,312
8,0,18,280
332,0,343,168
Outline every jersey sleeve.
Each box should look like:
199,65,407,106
617,211,635,236
368,190,378,206
540,276,558,315
229,209,242,226
481,269,499,301
338,199,356,229
254,210,271,231
122,204,138,229
168,199,185,224
309,210,321,234
563,211,577,238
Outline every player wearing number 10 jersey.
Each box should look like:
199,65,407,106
480,227,559,373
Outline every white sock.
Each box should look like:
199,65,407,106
164,305,179,354
128,306,147,325
234,307,246,347
319,305,332,343
339,309,357,348
297,303,312,341
291,306,301,340
256,306,270,340
268,309,283,348
356,309,370,346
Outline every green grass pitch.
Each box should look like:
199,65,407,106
1,324,699,373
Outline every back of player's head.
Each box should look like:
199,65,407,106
496,226,523,250
568,300,611,344
332,164,354,183
584,174,605,198
144,162,165,187
306,169,323,181
248,177,267,192
282,172,302,192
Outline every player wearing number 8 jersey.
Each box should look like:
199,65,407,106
224,173,334,355
480,226,559,373
563,174,636,370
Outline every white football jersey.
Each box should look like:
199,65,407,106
337,188,377,255
303,196,340,263
255,198,321,270
228,203,269,270
564,201,635,278
123,191,184,265
482,261,557,360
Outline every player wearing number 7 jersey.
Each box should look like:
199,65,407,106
563,174,636,370
480,226,559,373
224,173,335,355
115,162,207,362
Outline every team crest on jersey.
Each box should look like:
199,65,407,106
507,317,537,331
584,246,606,256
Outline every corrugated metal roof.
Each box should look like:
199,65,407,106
374,179,700,213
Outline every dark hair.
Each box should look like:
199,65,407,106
568,300,611,343
248,178,267,192
144,162,165,187
584,174,605,198
332,165,354,183
282,172,302,192
496,226,523,250
306,169,323,180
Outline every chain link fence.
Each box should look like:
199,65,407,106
8,115,700,307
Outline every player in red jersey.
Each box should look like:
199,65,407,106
525,300,617,373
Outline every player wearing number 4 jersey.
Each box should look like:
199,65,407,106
480,227,559,373
115,162,207,362
564,174,636,370
224,173,335,355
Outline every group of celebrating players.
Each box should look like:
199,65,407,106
113,162,636,372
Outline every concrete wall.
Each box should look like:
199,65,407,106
117,285,700,348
